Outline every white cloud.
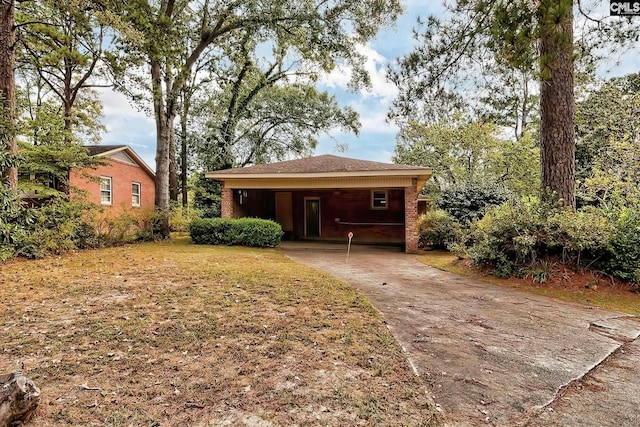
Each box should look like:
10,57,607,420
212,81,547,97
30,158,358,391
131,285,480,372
98,88,150,121
97,87,157,168
359,109,398,134
320,43,398,101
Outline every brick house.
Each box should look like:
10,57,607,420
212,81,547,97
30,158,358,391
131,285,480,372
70,145,155,215
206,155,432,253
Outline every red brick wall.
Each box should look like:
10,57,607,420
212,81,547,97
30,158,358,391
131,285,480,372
404,184,419,253
70,159,155,216
220,186,234,218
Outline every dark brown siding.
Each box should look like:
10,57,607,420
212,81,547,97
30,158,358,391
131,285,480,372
290,189,405,243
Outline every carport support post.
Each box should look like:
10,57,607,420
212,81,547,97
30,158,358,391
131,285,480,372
221,185,233,218
404,183,419,254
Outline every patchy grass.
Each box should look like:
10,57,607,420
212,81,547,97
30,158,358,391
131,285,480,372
1,237,441,426
418,250,640,317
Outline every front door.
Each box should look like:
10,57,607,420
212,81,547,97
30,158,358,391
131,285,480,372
305,198,320,238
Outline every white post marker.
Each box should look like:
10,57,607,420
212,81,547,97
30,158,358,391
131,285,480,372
346,231,354,263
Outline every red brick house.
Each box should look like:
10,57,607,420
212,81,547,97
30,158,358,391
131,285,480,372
70,145,155,215
206,155,432,253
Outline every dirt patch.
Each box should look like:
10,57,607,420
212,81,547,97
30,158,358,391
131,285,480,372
0,239,442,426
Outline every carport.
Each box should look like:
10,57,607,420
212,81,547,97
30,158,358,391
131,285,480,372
205,155,431,253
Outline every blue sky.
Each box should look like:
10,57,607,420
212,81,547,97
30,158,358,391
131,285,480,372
98,1,638,171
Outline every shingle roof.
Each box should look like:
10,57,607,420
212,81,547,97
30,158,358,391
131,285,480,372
211,155,429,175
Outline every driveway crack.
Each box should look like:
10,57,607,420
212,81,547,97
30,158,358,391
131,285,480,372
522,332,640,426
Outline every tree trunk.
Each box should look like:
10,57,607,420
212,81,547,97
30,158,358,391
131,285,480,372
0,0,17,192
63,58,73,142
169,127,178,202
152,60,172,238
538,0,575,210
0,367,41,426
180,92,190,209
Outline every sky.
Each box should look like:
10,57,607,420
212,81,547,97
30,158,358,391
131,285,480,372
98,1,639,171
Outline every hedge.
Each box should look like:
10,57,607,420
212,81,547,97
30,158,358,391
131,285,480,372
190,217,283,247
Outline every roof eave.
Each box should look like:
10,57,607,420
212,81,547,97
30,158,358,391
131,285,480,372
206,169,432,193
205,169,432,180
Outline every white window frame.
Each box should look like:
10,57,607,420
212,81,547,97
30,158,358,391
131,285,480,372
371,190,388,210
100,176,112,205
132,182,141,207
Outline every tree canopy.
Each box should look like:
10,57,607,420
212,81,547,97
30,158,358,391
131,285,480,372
576,73,640,208
389,0,640,210
393,117,539,197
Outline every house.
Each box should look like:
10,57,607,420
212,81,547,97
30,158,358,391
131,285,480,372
70,145,155,215
206,155,432,253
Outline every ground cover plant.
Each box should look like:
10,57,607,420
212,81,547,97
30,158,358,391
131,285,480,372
0,238,441,426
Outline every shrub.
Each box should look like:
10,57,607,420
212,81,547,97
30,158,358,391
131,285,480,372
190,218,282,247
97,207,158,245
170,204,201,232
192,175,221,218
547,210,613,268
13,199,103,258
460,197,631,282
603,208,640,285
418,209,461,249
437,181,510,223
465,198,549,271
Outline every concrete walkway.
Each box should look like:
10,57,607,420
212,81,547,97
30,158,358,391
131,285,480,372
282,243,640,426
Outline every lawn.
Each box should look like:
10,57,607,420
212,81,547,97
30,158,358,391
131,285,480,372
418,250,640,317
1,238,441,426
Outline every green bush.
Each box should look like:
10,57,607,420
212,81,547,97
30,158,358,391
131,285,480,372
603,208,640,284
192,175,221,218
170,204,202,232
437,181,510,223
465,198,548,270
547,210,613,268
12,199,103,259
458,196,640,284
418,209,461,249
190,217,282,247
97,207,157,245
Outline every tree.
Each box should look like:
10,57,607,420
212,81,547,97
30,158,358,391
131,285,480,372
393,117,539,197
111,0,402,238
390,0,638,210
1,0,17,192
199,33,359,170
576,73,640,179
576,73,640,207
538,0,575,209
16,0,110,142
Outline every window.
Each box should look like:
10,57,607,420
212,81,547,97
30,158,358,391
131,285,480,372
371,190,388,209
100,176,112,205
132,182,141,207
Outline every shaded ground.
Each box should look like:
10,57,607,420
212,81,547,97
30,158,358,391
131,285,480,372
283,243,640,426
0,239,441,426
419,250,640,317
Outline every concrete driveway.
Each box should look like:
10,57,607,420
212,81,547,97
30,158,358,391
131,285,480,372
282,243,640,426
